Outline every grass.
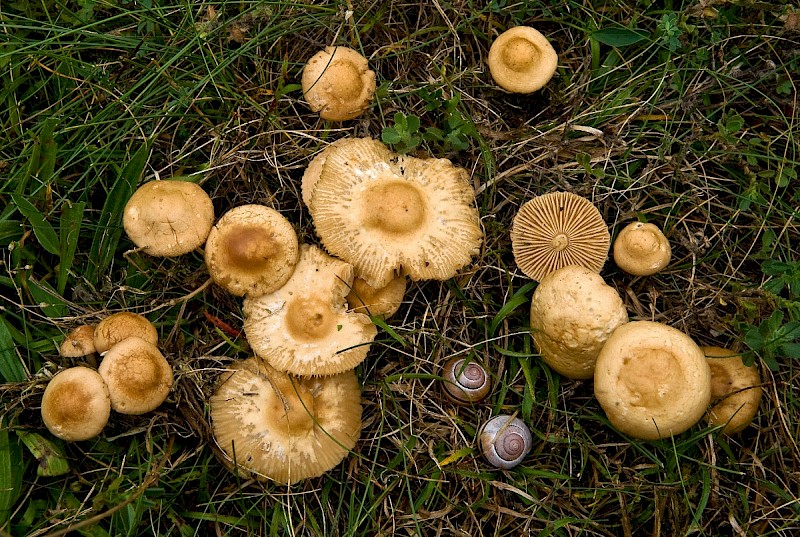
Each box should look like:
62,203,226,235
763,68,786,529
1,0,799,535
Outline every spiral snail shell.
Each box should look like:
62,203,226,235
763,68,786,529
442,357,491,403
478,415,532,469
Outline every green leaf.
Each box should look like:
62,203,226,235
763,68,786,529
0,220,22,245
26,277,69,319
381,127,402,145
489,281,536,337
10,194,60,256
0,320,26,383
15,431,69,477
0,418,24,528
592,27,650,47
57,200,85,295
782,342,800,360
405,113,420,133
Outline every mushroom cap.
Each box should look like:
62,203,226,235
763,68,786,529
302,138,351,210
210,358,362,484
243,244,377,376
59,324,97,357
98,337,173,415
41,367,110,441
310,137,483,288
487,26,558,93
346,275,407,319
594,321,711,440
93,312,158,354
123,180,215,257
613,222,672,276
530,265,628,379
301,46,376,121
511,191,610,282
204,205,300,297
703,346,762,435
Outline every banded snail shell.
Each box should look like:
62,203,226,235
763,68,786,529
442,358,491,403
479,415,532,469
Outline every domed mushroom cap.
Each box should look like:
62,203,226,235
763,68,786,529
594,321,711,441
243,244,377,376
310,137,483,289
123,180,215,257
204,205,300,297
98,337,173,415
511,191,610,282
301,46,376,121
41,367,111,442
346,275,407,319
210,358,362,484
487,26,558,93
59,324,97,358
703,346,762,435
613,222,672,276
530,265,628,379
93,312,158,354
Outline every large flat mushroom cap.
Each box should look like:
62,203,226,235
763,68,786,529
210,358,362,484
487,26,558,93
41,366,111,442
703,346,762,435
301,46,376,121
310,137,483,289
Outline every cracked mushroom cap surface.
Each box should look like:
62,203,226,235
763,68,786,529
204,205,300,297
41,366,111,442
243,244,377,376
511,191,610,282
93,312,158,354
210,357,362,484
594,321,711,441
309,137,483,289
123,179,215,256
301,46,376,121
59,325,97,358
487,26,558,93
703,346,762,435
530,265,628,379
613,222,672,276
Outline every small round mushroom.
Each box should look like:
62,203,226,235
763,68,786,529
487,26,558,93
613,222,671,276
59,324,97,358
41,366,111,442
478,415,532,469
441,357,491,404
301,46,376,121
204,205,300,297
346,275,407,320
93,312,158,354
703,346,762,435
594,321,711,441
123,179,215,257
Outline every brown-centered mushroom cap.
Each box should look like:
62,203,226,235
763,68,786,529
243,244,377,376
511,191,610,282
310,137,483,289
703,346,762,435
93,312,158,354
613,222,672,276
59,325,97,358
346,275,407,319
594,321,711,440
204,205,300,297
41,366,110,442
123,179,215,257
210,358,362,484
487,26,558,93
98,336,173,415
301,46,376,121
530,265,628,379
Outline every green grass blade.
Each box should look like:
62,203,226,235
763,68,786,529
57,200,86,295
10,194,60,256
489,281,536,337
0,418,24,528
0,320,26,382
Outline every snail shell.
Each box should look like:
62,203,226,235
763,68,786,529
442,357,491,403
479,415,532,469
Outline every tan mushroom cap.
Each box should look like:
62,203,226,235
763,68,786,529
613,222,672,276
511,191,610,282
243,244,377,376
487,26,558,93
41,366,111,441
346,275,407,319
594,321,711,441
310,137,483,289
210,358,362,484
302,46,376,121
204,205,300,297
98,337,173,415
59,324,97,357
93,312,158,354
302,138,350,210
530,265,628,379
123,179,215,257
703,346,762,435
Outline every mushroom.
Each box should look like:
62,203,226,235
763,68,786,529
529,265,628,379
301,46,376,121
41,366,111,441
59,324,97,358
511,191,610,282
441,357,491,404
613,222,672,276
703,346,762,435
346,275,407,320
478,415,532,469
309,137,483,289
243,244,377,376
487,26,558,93
204,205,300,297
93,312,158,354
97,337,173,415
123,179,215,257
594,321,711,441
302,138,350,210
209,357,362,484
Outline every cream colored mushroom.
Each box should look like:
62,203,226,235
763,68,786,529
302,138,350,210
346,275,407,319
487,26,558,93
59,325,97,358
98,337,173,415
41,367,111,441
703,346,762,435
93,312,158,354
301,46,376,121
613,222,671,276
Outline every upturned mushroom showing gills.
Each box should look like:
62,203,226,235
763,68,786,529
210,358,362,485
613,222,672,276
243,244,377,376
309,137,483,289
41,366,111,442
301,46,376,121
703,346,762,435
487,26,558,94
